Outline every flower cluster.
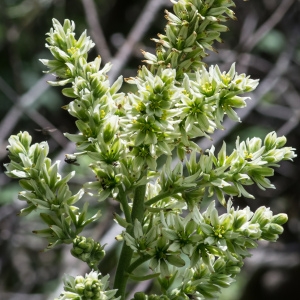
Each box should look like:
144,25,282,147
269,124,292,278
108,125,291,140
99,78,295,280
5,0,297,300
55,271,119,300
4,131,101,250
40,18,94,85
40,14,259,202
124,62,259,168
143,0,237,79
71,236,106,269
124,200,288,299
143,131,295,210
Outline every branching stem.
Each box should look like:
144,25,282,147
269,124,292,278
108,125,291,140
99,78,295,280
128,254,152,274
117,185,132,224
144,186,187,207
114,178,147,299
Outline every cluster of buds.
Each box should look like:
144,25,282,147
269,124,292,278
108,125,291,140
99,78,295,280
55,271,119,300
71,236,105,269
4,131,101,250
132,293,169,300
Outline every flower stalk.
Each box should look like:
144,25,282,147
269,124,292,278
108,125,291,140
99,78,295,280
114,181,147,299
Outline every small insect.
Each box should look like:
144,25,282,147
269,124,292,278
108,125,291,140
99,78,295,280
35,127,57,136
64,154,80,166
112,161,120,167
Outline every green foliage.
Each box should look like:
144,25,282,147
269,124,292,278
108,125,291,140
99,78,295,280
4,1,297,300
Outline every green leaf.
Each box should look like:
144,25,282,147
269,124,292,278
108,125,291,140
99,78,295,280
33,228,54,238
40,213,57,226
110,75,123,95
64,133,87,143
18,204,37,216
114,213,130,228
50,224,68,240
62,87,77,98
19,179,34,191
66,205,79,227
166,255,185,267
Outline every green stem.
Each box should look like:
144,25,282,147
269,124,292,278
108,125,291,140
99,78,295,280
131,183,147,223
113,238,133,299
144,180,212,207
144,186,187,207
114,180,147,299
128,255,152,274
117,186,132,224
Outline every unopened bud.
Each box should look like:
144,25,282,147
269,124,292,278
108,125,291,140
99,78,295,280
271,213,288,225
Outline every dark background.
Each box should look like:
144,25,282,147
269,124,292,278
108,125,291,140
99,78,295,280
0,0,300,299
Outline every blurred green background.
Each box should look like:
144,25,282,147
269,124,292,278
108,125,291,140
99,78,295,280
1,0,300,299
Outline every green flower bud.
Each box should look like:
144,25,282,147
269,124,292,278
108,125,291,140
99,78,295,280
93,242,106,258
72,236,92,252
133,292,147,300
166,254,185,268
233,212,248,230
248,137,262,153
7,133,30,160
264,223,284,235
271,213,288,225
196,282,220,299
261,232,279,242
251,206,272,227
67,100,90,121
71,247,84,255
244,223,262,239
244,239,258,249
103,116,119,143
211,273,235,288
219,214,234,231
74,282,85,295
71,236,105,268
264,131,277,150
276,136,287,148
226,265,241,275
213,258,226,273
80,252,92,262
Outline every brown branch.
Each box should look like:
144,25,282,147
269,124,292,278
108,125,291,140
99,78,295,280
0,74,67,157
81,0,111,64
109,0,169,82
242,0,295,52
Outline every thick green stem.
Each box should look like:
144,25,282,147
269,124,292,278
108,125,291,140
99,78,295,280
131,183,147,223
144,181,212,207
117,186,132,224
113,239,133,299
114,182,147,299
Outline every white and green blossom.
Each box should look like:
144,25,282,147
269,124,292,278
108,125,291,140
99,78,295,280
4,1,297,300
55,271,120,300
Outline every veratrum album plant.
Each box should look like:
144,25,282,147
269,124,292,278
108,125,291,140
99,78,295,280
5,0,296,299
